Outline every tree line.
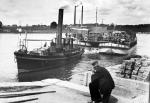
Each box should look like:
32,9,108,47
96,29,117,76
0,20,150,33
113,24,150,33
0,21,58,33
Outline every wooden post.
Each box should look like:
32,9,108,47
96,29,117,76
85,72,89,86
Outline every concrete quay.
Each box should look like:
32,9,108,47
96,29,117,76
0,78,149,103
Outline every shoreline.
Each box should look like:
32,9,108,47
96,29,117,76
0,29,68,34
1,31,150,34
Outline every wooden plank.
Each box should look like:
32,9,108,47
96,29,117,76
8,98,38,103
0,91,56,98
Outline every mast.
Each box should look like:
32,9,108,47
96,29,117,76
24,24,28,49
102,19,104,24
96,7,97,27
81,5,83,26
18,28,22,50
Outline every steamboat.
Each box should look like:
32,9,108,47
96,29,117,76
70,26,137,55
69,6,137,55
14,9,84,72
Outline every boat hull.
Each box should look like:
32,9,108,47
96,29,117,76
14,50,84,73
98,45,136,56
74,40,137,56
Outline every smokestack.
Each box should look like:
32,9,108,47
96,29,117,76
74,6,76,25
57,9,64,48
81,6,83,26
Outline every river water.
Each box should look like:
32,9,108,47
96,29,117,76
0,33,149,84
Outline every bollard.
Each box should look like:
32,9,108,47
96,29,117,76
83,71,92,86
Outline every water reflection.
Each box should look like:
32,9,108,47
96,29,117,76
84,47,130,66
18,58,81,82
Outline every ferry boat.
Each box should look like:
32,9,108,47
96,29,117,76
69,6,137,56
14,9,84,72
70,25,137,56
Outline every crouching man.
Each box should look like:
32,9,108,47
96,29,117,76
89,61,115,103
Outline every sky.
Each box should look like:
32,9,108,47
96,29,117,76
0,0,150,25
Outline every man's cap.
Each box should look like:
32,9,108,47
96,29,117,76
92,61,98,66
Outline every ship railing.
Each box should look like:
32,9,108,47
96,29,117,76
87,38,130,46
87,35,131,44
98,42,130,49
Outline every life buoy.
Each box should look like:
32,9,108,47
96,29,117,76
84,37,88,41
